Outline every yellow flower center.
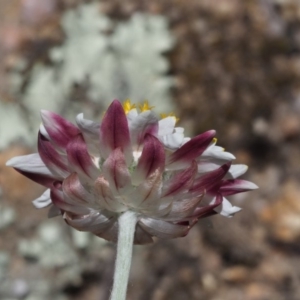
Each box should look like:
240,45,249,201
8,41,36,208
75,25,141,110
123,99,136,114
212,138,225,151
122,100,179,124
139,100,154,112
160,112,179,124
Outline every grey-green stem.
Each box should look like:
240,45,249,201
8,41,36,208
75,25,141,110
110,210,137,300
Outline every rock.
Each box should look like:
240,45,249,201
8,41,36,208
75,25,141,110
221,266,249,283
260,180,300,243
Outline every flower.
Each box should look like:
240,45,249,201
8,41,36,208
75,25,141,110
6,100,257,244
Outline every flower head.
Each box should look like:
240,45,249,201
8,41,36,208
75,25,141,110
6,100,257,244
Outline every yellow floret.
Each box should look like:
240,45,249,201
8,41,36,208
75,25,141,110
212,138,225,151
123,99,136,114
160,112,179,124
139,100,154,112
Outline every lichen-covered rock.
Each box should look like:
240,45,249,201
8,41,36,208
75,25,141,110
2,3,175,149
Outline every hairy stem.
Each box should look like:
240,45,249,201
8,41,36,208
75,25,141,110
110,211,137,300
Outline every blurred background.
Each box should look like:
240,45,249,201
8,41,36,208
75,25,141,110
0,0,300,299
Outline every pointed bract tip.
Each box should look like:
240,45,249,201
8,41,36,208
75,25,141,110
40,109,50,116
229,153,236,160
40,110,55,123
247,182,259,190
75,113,85,125
76,112,84,119
5,158,15,167
111,99,121,106
104,100,125,117
208,129,216,136
5,155,29,167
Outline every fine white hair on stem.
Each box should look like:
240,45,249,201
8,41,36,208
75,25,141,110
110,211,137,300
